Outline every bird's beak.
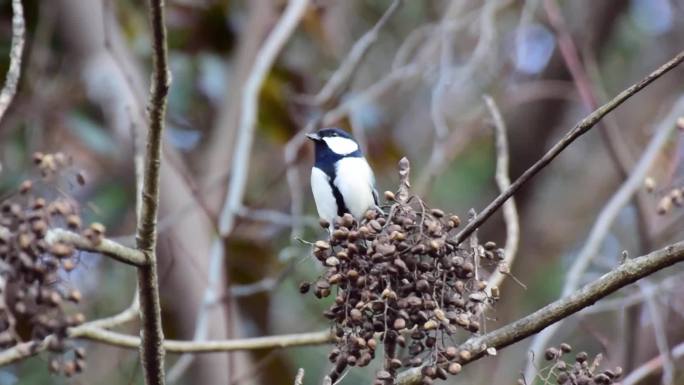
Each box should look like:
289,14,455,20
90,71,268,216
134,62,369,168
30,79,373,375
306,133,321,141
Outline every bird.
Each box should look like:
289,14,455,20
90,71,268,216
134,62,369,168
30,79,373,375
307,128,378,228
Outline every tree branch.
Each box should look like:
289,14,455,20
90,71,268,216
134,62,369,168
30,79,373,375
452,50,684,245
294,368,305,385
482,95,519,293
172,2,308,381
395,239,684,384
0,329,332,367
137,0,171,384
305,0,403,106
621,340,684,385
46,228,148,267
0,0,25,123
218,0,309,235
524,95,684,379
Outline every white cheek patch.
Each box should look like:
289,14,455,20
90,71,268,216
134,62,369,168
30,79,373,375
323,136,359,155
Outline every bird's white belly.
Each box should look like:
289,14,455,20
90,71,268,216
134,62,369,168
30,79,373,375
311,167,338,224
335,157,376,219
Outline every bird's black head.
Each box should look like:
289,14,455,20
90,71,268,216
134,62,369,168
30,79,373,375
312,127,353,140
306,128,362,161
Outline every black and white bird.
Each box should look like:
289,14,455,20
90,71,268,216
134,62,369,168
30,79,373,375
307,128,378,227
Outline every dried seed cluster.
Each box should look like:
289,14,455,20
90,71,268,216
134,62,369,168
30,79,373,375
0,152,94,375
302,180,504,384
644,176,684,215
656,186,683,215
522,344,623,385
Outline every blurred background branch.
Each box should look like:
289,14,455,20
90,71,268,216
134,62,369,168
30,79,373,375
0,0,24,122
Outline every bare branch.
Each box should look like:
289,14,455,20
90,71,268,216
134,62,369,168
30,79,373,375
396,239,684,384
482,95,519,293
85,293,140,330
166,240,224,382
218,0,309,236
396,157,411,203
306,0,403,106
0,0,25,123
137,0,172,383
46,228,148,267
294,368,305,385
453,50,684,245
637,281,674,385
525,96,684,379
543,0,632,177
621,341,684,385
74,328,332,353
176,1,308,381
0,329,332,367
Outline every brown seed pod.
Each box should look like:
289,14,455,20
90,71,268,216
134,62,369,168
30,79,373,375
68,289,83,303
74,359,86,373
384,191,396,201
393,318,406,330
75,347,87,359
325,257,340,267
62,259,76,272
448,215,461,227
430,208,444,218
19,180,32,194
49,359,61,374
76,172,86,186
545,347,559,361
376,370,392,380
51,242,73,258
447,362,462,375
67,215,82,230
63,361,76,377
89,222,106,236
423,320,438,330
575,352,588,363
32,152,45,164
368,220,382,233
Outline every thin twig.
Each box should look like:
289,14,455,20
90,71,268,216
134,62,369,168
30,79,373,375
166,240,224,382
543,0,632,177
305,0,403,106
637,281,674,385
85,293,141,330
218,0,309,235
453,50,684,246
620,341,684,385
46,228,148,267
415,21,453,195
0,0,25,123
137,0,172,384
579,273,684,315
294,368,305,385
0,329,332,367
396,157,411,203
524,96,684,379
176,1,308,381
395,239,684,385
482,95,519,293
